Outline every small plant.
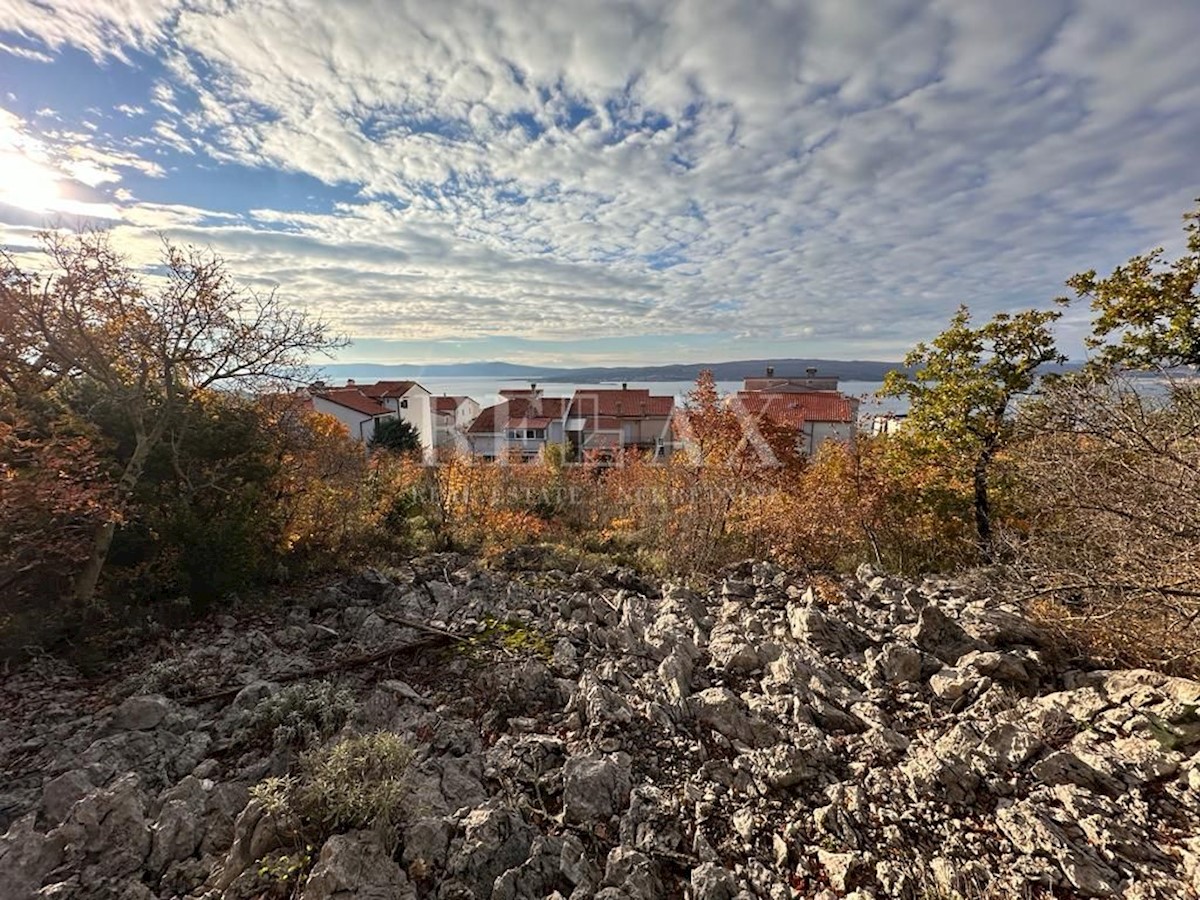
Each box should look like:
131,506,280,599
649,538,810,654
128,655,209,698
240,680,356,750
250,732,414,845
257,847,313,886
459,616,553,660
250,775,297,817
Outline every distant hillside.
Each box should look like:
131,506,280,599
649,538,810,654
545,358,907,382
317,361,562,379
317,357,909,383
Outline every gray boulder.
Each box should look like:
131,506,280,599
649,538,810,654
563,753,632,824
302,831,415,900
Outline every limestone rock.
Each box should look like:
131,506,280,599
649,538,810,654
563,753,632,824
301,832,415,900
690,862,739,900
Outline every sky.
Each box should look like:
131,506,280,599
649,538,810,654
0,0,1197,367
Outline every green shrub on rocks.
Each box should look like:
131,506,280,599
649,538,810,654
458,615,554,661
240,680,356,749
251,732,414,843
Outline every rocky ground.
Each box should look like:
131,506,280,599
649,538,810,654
2,554,1200,899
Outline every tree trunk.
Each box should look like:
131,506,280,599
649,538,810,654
72,427,158,605
973,445,995,563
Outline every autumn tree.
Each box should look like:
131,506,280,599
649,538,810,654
882,305,1063,562
1008,201,1200,673
680,369,802,472
0,231,341,604
1064,201,1200,371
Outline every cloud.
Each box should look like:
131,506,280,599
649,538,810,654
2,0,1199,363
0,39,55,63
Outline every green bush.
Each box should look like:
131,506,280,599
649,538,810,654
251,732,413,841
240,680,356,750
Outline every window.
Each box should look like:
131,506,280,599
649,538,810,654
399,399,408,408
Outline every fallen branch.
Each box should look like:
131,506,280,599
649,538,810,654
183,632,458,705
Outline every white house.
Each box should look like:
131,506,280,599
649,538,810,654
467,388,570,461
432,395,482,453
872,413,907,436
309,388,396,443
358,381,435,460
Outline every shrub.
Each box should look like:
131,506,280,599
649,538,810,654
1009,372,1200,675
251,732,414,842
369,417,422,455
240,680,356,750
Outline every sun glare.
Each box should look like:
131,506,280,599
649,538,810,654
0,150,62,213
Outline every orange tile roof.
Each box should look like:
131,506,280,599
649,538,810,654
570,414,622,431
568,389,674,419
734,394,807,429
736,391,856,423
467,396,568,434
432,395,467,413
315,388,393,417
361,380,417,399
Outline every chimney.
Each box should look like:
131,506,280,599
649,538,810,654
347,378,355,385
531,382,537,391
766,366,775,377
805,367,818,377
621,382,628,391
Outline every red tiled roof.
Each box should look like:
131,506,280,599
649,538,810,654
467,396,568,434
734,394,807,429
568,389,674,419
743,376,840,392
736,391,856,423
432,396,466,413
467,404,501,435
360,380,417,399
315,388,393,417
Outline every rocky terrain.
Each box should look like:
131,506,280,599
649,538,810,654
2,555,1200,899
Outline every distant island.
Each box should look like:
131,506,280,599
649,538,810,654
317,357,911,383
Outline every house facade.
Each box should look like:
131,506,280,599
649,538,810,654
737,367,860,454
309,388,396,443
467,389,570,461
359,381,435,459
565,386,675,461
432,396,482,453
305,380,436,456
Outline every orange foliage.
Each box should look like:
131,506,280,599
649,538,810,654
0,405,117,641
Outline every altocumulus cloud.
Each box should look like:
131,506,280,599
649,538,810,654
0,0,1198,363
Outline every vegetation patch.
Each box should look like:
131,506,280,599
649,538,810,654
459,615,554,661
239,680,357,750
251,731,414,844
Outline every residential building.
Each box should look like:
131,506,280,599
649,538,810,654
359,380,435,458
467,389,570,461
309,387,396,443
737,366,860,454
743,364,840,393
432,395,482,453
565,385,675,461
